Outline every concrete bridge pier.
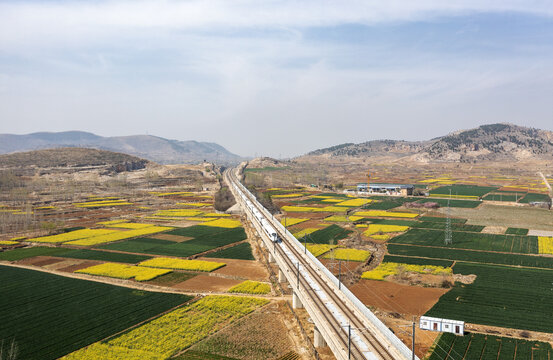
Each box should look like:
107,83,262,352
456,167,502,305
278,268,287,283
292,291,303,309
314,327,327,348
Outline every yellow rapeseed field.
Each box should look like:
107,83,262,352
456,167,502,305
176,202,210,207
321,198,343,203
139,257,226,272
105,223,154,229
228,280,271,294
280,218,309,226
76,263,171,281
0,241,18,245
65,226,173,246
9,236,26,241
62,296,268,360
325,215,363,222
74,200,132,208
354,210,418,218
203,213,230,217
184,217,218,222
97,220,129,225
371,234,390,241
323,248,371,262
361,262,452,281
272,193,304,198
199,218,241,228
335,199,372,207
281,206,321,212
305,243,338,257
293,228,319,238
153,209,204,217
538,237,553,254
363,224,409,236
29,229,120,243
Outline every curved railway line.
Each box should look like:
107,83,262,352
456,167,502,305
225,169,417,360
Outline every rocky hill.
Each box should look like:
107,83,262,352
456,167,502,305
0,131,243,165
303,123,553,162
0,148,149,173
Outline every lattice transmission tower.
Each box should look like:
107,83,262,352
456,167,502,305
445,190,452,245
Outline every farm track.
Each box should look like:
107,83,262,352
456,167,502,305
226,169,403,360
0,262,287,300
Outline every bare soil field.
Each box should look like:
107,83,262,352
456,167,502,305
441,204,553,230
200,257,269,281
171,274,241,292
350,279,448,316
150,233,193,242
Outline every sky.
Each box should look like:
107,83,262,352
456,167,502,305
1,1,553,158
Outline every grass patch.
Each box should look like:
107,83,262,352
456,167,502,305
203,242,254,260
0,265,190,360
426,262,553,333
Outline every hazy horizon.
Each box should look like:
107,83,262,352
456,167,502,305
1,1,553,157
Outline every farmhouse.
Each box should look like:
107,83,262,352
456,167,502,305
357,183,414,196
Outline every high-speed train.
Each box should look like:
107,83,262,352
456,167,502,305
233,182,280,243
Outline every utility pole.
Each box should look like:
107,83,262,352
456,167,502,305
338,260,342,290
348,324,351,359
412,318,416,360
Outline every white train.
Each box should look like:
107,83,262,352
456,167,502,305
236,184,280,243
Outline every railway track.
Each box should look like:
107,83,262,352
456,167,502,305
225,169,415,360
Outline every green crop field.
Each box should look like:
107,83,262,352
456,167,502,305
299,224,352,245
0,246,152,263
426,262,553,333
418,216,467,224
0,265,191,360
363,197,411,210
204,242,254,260
428,332,552,360
97,227,247,258
381,255,453,267
387,244,553,268
365,218,418,226
483,193,520,202
505,227,529,235
411,221,485,232
520,192,551,203
0,246,70,261
429,184,497,197
390,229,538,254
57,248,152,263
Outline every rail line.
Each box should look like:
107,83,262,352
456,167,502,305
225,169,417,360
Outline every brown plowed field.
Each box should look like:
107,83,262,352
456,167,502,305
199,257,269,281
350,279,448,316
172,274,241,292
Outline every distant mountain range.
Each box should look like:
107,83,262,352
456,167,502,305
304,123,553,162
0,131,243,165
